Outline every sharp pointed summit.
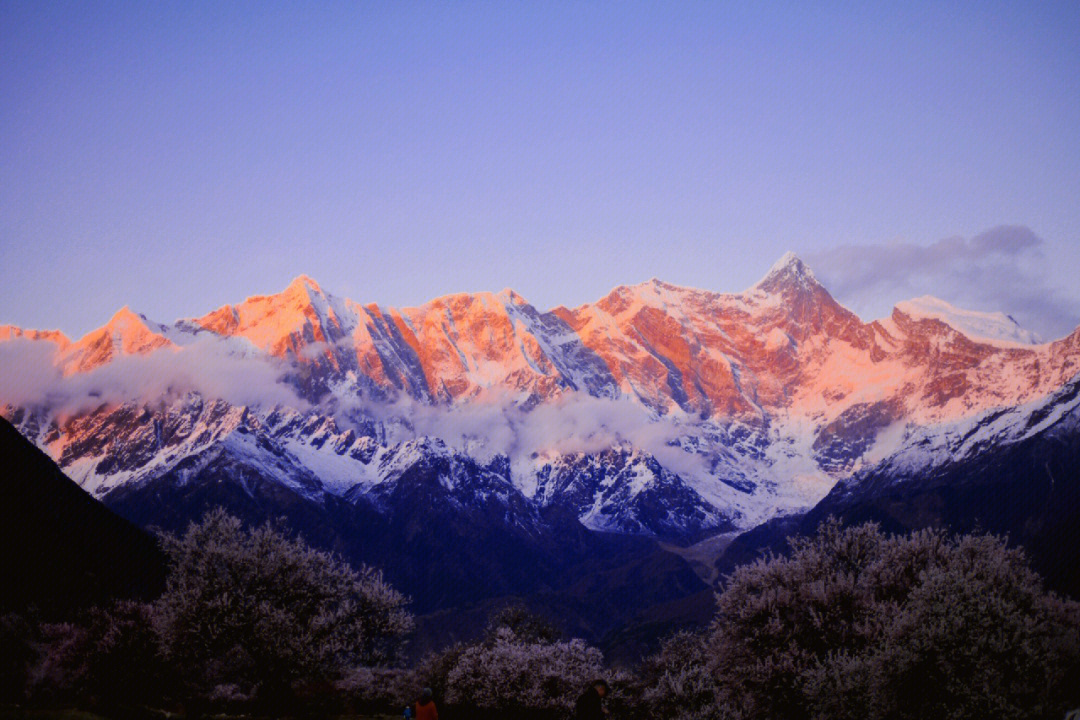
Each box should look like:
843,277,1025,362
752,251,821,293
285,274,324,296
497,287,528,306
105,305,149,329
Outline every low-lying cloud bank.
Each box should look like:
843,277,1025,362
0,337,709,478
351,393,710,479
0,337,307,416
807,225,1080,340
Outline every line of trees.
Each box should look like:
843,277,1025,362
2,514,1078,719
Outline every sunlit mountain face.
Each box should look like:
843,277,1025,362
3,253,1079,642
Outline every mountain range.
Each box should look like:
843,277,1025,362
3,253,1078,652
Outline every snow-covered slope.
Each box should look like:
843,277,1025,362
3,253,1079,540
892,295,1041,347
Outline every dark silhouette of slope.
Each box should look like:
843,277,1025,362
0,417,165,615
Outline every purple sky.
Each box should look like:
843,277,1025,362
2,2,1079,338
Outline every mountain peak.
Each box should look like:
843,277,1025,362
58,306,172,374
106,305,146,327
764,251,812,278
187,274,346,361
751,252,820,294
97,306,171,344
497,288,528,306
285,274,324,295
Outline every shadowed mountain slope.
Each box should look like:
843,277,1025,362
0,417,165,615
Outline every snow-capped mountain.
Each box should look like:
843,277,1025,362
3,253,1079,546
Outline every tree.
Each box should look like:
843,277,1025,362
804,532,1080,720
707,519,886,719
641,520,1080,720
153,510,413,704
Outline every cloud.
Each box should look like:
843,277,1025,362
335,391,710,480
0,337,307,415
806,226,1080,339
0,339,63,409
1,335,707,480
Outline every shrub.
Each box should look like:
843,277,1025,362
415,641,467,707
420,608,604,717
635,631,724,720
483,604,562,644
30,601,165,708
445,627,604,714
335,665,418,714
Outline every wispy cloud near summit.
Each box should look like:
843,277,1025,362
807,226,1080,339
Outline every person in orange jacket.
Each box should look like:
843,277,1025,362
412,687,438,720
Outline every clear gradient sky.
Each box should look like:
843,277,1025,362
2,2,1079,338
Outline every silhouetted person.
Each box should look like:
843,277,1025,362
413,687,438,720
574,679,610,720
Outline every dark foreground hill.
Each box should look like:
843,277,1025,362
0,417,165,615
